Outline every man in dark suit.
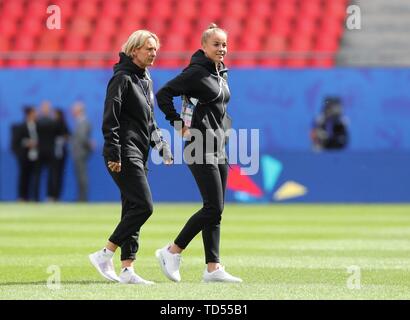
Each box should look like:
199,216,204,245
11,106,40,201
71,101,93,202
36,101,58,201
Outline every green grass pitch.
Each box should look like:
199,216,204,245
0,203,409,300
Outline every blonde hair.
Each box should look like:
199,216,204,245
121,30,160,57
201,23,227,46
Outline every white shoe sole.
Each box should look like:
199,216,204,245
89,254,119,282
203,278,243,283
119,279,155,285
155,249,180,282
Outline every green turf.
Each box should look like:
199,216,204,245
0,203,409,300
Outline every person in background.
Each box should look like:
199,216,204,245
36,100,58,201
71,101,93,202
51,108,71,201
11,106,40,201
310,97,349,151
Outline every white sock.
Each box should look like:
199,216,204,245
102,247,114,257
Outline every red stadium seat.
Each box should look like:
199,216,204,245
286,35,312,67
244,17,268,38
0,18,18,37
299,0,322,19
63,36,87,51
324,0,348,20
51,0,75,18
249,0,273,19
120,18,145,37
225,1,248,19
1,0,25,20
19,17,43,37
124,0,149,19
315,36,340,52
293,18,318,37
150,0,173,20
69,17,93,38
169,19,195,37
241,37,263,52
88,34,114,52
100,1,125,19
174,0,198,19
161,34,187,52
144,19,169,38
0,36,11,51
37,31,63,52
268,18,292,37
95,19,118,37
0,0,345,67
197,0,222,23
26,0,50,19
274,0,297,20
220,17,243,40
13,35,37,51
75,1,99,19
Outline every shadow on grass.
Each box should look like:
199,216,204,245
0,280,110,286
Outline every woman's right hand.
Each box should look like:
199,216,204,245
108,161,121,173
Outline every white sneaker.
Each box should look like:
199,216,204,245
89,249,120,282
119,268,154,285
203,266,243,283
155,245,182,282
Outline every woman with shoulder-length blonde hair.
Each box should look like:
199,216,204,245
155,24,242,283
89,30,173,285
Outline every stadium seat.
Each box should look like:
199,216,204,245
161,34,187,52
174,0,198,19
124,0,149,19
37,31,63,52
63,36,87,51
244,17,268,38
69,17,93,38
26,0,50,19
100,1,124,19
0,18,17,37
88,34,113,52
94,19,118,37
0,36,11,51
13,35,36,51
19,17,43,37
150,0,173,20
75,1,99,19
225,1,248,19
1,0,25,20
169,19,195,37
249,0,273,19
0,0,346,67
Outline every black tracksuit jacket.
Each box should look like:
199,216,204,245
156,49,231,159
102,53,171,164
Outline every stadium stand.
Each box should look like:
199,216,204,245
0,0,348,67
